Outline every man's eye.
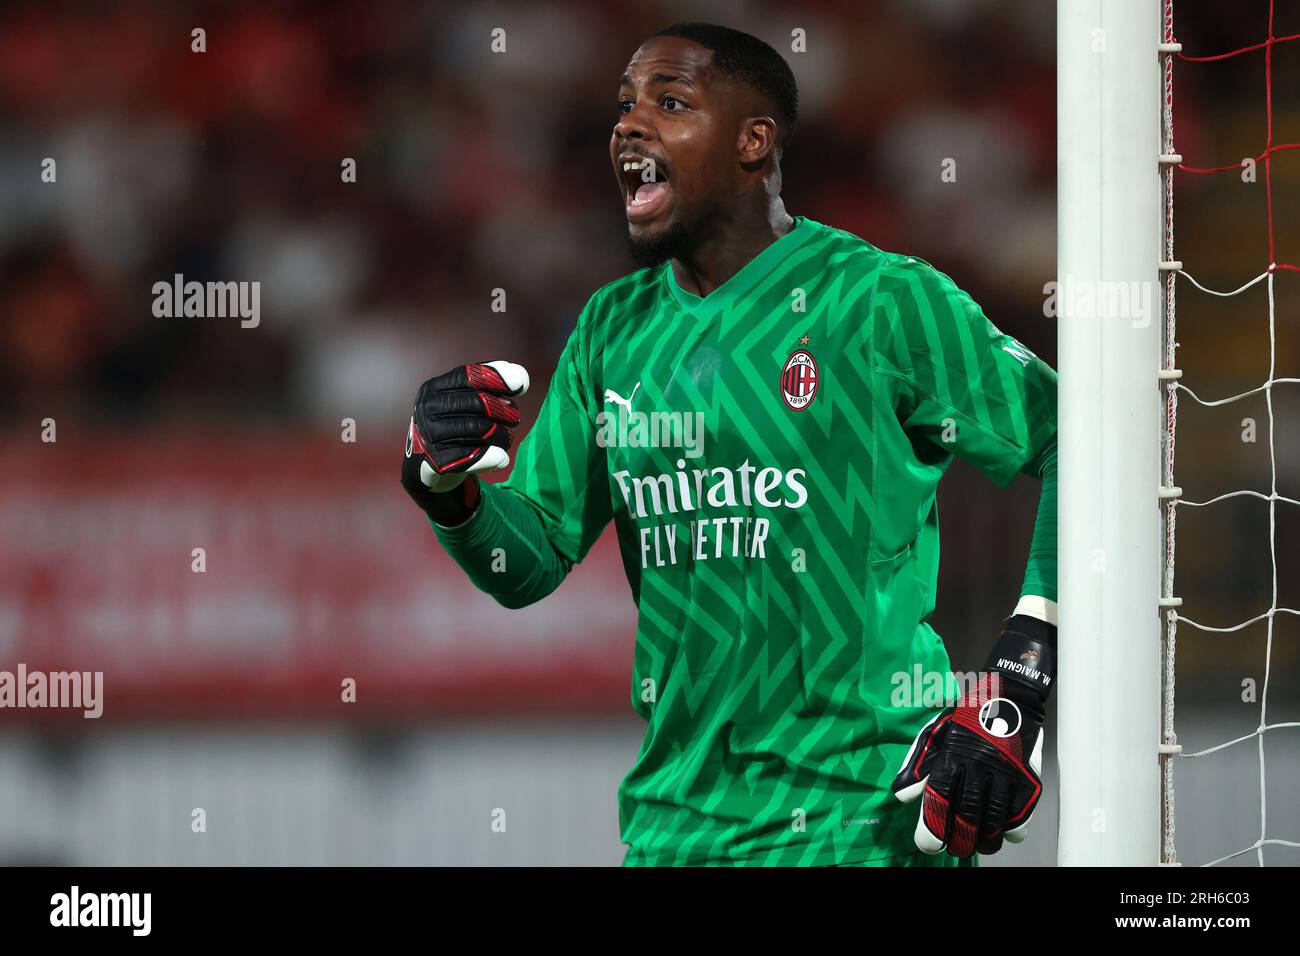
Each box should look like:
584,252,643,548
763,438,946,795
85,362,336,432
618,99,633,114
662,95,683,111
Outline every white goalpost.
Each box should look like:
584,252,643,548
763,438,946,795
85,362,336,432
1056,0,1164,865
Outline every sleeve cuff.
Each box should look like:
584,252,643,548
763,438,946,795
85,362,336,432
1012,594,1058,627
431,484,498,543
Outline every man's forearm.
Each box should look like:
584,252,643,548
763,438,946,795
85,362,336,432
1018,437,1057,614
432,482,574,609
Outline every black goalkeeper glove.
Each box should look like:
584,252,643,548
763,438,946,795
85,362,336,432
401,360,529,527
891,613,1055,858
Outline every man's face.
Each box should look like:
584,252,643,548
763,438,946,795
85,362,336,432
611,37,741,265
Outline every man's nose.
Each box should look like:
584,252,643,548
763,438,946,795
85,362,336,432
614,102,653,141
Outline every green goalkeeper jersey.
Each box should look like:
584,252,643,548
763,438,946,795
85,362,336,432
434,216,1057,865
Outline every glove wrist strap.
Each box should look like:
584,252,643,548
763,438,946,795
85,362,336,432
983,613,1056,720
422,477,481,527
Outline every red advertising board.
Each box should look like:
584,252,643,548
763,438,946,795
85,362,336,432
0,433,637,719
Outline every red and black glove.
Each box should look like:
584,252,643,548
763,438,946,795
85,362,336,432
401,361,529,526
892,613,1054,857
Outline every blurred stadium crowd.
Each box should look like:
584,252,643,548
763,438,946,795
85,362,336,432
0,0,1289,671
1,1,1293,672
0,0,1058,429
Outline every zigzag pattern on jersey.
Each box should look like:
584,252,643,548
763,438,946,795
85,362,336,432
597,230,899,852
574,221,1054,864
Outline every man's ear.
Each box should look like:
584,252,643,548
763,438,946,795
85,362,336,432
738,116,779,166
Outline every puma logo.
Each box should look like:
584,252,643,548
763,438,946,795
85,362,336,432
603,382,640,411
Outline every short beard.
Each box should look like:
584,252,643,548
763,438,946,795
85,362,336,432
627,220,690,268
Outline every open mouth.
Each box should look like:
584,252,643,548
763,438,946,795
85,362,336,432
618,154,671,222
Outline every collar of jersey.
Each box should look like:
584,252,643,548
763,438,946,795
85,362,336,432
663,216,818,317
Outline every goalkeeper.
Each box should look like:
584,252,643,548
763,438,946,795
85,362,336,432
402,23,1057,866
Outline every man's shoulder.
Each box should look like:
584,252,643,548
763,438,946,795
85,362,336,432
796,220,957,293
869,247,971,302
795,228,989,358
787,217,887,274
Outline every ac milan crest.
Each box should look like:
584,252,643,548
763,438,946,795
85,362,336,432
781,349,818,411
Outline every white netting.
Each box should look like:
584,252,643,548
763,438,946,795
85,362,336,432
1160,0,1300,867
